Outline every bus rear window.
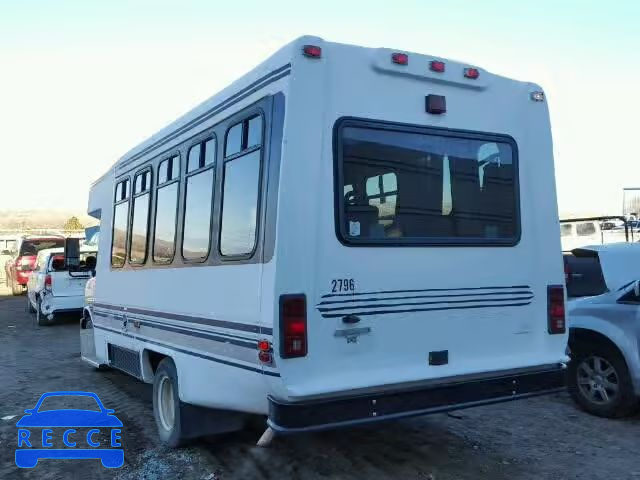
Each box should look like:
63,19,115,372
336,122,519,245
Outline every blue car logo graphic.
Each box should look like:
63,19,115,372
15,391,124,468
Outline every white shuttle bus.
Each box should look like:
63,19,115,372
82,36,568,446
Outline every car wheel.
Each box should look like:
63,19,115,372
153,358,186,447
36,298,49,327
569,342,637,418
26,294,36,314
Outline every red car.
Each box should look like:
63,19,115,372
4,236,65,295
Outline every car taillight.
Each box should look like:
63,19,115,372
279,294,307,358
547,285,565,334
45,274,52,290
18,257,32,271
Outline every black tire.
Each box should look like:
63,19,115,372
26,294,36,313
36,298,49,327
153,358,186,447
568,341,637,418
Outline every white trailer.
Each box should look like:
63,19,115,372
82,36,568,446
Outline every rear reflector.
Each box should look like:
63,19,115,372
429,60,445,73
425,94,446,114
547,285,566,334
391,52,408,65
464,67,480,79
302,45,322,58
279,294,307,358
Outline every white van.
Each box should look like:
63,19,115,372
82,36,568,446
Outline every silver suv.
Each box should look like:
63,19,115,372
566,243,640,417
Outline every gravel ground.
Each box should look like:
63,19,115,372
1,291,639,480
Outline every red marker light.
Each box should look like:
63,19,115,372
464,67,480,79
547,285,566,334
391,52,408,65
302,45,322,58
280,295,307,358
258,351,272,364
258,340,271,352
430,60,445,73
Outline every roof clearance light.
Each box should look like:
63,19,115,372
391,52,409,65
429,60,445,73
531,91,545,102
302,45,322,58
464,67,480,79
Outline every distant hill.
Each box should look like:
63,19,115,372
0,209,99,230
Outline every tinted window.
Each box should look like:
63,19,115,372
220,150,261,256
159,156,180,184
153,182,178,263
19,239,64,256
577,222,597,236
111,203,128,267
204,138,216,166
338,125,518,244
247,116,262,148
115,179,129,201
183,169,214,261
130,194,150,264
560,224,573,237
187,144,201,173
225,123,243,156
564,253,607,298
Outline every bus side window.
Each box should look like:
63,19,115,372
182,138,216,262
130,169,152,264
111,178,130,267
153,156,180,264
220,115,263,257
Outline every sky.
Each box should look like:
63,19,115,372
1,0,639,216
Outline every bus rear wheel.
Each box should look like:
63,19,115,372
153,358,187,448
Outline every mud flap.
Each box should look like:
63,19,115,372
179,403,248,439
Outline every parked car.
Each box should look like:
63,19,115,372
26,247,97,326
5,236,65,295
565,243,640,417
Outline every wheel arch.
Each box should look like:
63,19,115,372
570,326,640,395
141,349,172,383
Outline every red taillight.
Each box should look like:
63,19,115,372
464,67,480,79
302,45,321,58
279,295,307,358
429,60,445,72
547,285,566,334
44,274,52,290
391,52,408,65
257,339,272,364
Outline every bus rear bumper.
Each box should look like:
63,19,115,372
267,364,566,433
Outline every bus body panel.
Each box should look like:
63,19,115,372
269,39,566,400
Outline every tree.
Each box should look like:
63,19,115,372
63,216,84,231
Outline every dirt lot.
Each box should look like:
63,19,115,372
1,291,639,480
